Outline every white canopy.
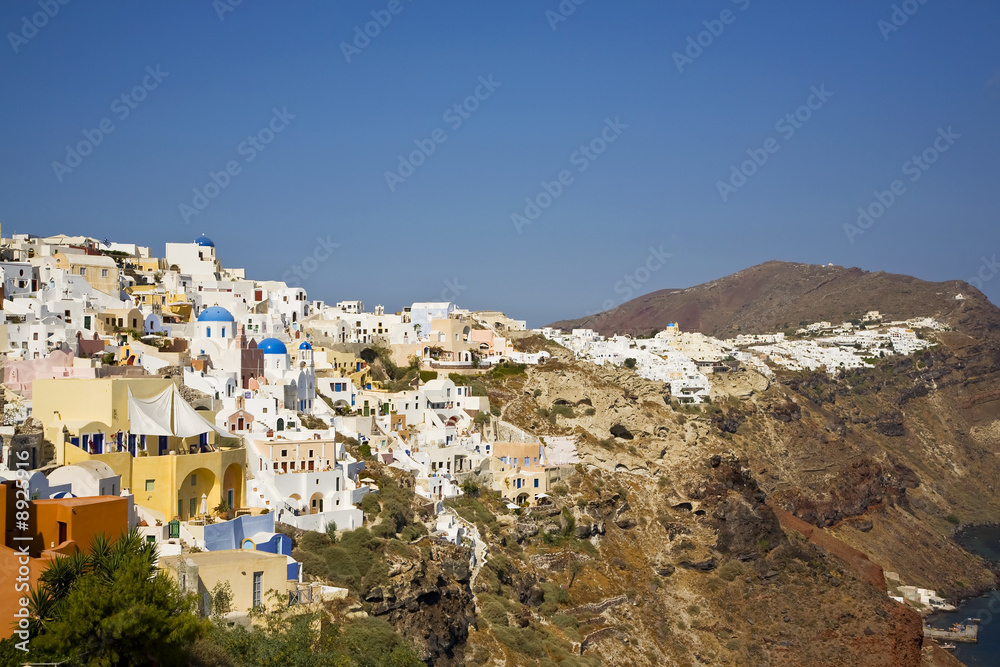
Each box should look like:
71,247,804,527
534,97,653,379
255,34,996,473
126,385,233,439
127,387,173,436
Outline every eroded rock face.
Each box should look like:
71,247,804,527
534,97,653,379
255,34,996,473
782,457,914,527
369,540,475,664
698,455,787,559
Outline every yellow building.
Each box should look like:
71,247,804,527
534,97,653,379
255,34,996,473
160,549,292,614
52,250,120,296
163,293,194,322
34,377,245,520
126,284,168,312
97,307,144,335
490,442,563,505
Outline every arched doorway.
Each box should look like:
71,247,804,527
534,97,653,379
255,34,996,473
222,463,244,511
178,468,219,520
310,492,324,514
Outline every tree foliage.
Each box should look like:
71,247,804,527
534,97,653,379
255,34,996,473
23,527,204,666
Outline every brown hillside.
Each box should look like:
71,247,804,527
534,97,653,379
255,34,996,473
551,260,1000,339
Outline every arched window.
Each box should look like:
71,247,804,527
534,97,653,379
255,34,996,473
221,327,226,337
206,326,212,338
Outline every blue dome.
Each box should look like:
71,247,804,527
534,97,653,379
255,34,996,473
195,235,215,247
258,338,287,355
197,306,234,322
298,341,312,350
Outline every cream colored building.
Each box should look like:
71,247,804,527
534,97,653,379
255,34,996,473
52,251,120,296
161,549,293,615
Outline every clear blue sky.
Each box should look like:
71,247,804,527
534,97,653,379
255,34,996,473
2,1,998,326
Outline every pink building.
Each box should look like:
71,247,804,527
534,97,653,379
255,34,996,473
4,349,96,398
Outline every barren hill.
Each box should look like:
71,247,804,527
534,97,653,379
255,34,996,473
551,261,1000,339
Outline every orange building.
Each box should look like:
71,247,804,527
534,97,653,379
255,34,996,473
0,481,128,639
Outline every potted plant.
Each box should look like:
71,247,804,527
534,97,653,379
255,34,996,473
213,501,231,520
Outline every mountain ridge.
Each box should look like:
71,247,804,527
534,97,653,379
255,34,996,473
550,260,1000,339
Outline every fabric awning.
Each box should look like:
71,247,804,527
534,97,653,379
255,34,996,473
126,385,234,439
127,387,173,436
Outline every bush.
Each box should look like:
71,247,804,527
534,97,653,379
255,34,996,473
492,626,546,659
372,522,397,539
299,531,331,552
419,370,438,382
400,523,427,542
360,493,380,518
329,617,424,666
717,560,743,582
946,514,960,525
624,358,637,369
490,362,527,379
481,598,509,627
551,404,575,419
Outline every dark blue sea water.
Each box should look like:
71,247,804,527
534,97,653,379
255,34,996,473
925,526,1000,666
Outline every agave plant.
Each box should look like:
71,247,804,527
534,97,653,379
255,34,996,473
25,584,56,636
38,549,88,602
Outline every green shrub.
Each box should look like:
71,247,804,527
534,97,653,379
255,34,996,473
717,560,743,582
551,404,575,419
492,626,546,659
481,598,509,627
946,514,960,525
360,493,380,517
299,531,331,552
419,370,438,382
490,362,527,379
400,523,427,542
372,522,397,539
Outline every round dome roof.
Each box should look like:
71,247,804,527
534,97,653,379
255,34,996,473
298,341,312,350
195,235,215,247
197,306,234,322
258,338,288,355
